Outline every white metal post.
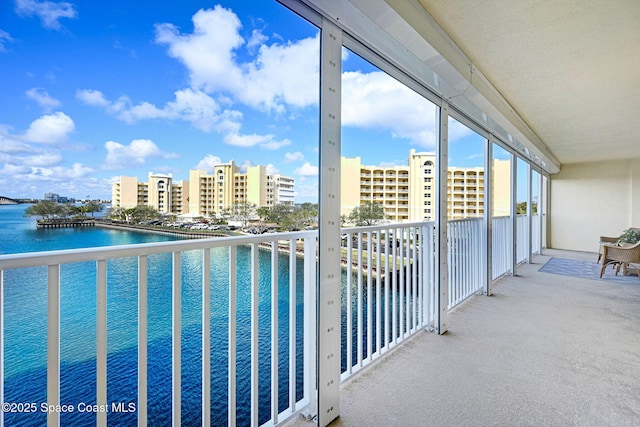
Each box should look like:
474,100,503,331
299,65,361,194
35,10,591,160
47,264,60,427
138,255,148,427
484,138,493,296
202,249,211,427
303,237,317,419
436,101,449,334
527,163,533,263
96,259,107,427
510,155,518,276
317,16,342,427
171,252,181,426
0,271,3,427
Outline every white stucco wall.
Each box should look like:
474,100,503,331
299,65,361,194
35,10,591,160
550,159,636,252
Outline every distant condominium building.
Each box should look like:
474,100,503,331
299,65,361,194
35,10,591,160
341,149,510,222
112,161,295,216
112,173,186,214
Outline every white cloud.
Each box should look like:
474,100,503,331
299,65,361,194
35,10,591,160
15,0,77,30
103,139,178,170
223,132,290,150
265,163,279,175
155,6,245,94
284,151,304,163
78,88,241,133
155,7,319,113
26,87,61,111
247,29,267,51
30,162,93,180
294,162,318,177
194,154,223,171
260,138,291,150
342,71,438,148
22,112,75,144
76,89,110,107
241,35,319,112
294,183,318,200
0,30,14,53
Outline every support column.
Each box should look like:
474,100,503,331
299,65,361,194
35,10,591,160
435,101,449,334
527,163,533,263
510,154,517,276
317,18,342,427
484,138,493,296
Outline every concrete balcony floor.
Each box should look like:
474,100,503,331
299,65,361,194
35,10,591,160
295,249,640,426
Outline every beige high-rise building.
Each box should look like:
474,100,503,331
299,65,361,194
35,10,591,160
341,149,510,222
113,161,295,217
112,173,188,214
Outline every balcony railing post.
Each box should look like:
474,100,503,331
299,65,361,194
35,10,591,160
484,138,493,296
47,264,61,427
96,259,107,427
202,249,211,427
303,236,317,419
436,100,448,334
1,271,4,427
138,255,148,427
228,246,237,426
171,252,181,426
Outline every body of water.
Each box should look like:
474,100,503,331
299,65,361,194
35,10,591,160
0,204,307,426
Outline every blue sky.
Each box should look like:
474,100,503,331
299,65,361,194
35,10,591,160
0,0,500,203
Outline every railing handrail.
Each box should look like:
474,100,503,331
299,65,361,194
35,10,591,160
340,221,434,234
0,230,317,270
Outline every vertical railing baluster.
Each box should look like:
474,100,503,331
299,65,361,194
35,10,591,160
399,228,405,340
138,255,148,427
250,243,259,427
412,227,417,332
289,239,297,413
171,252,181,426
271,242,279,425
366,231,372,363
228,246,237,427
375,230,381,356
202,249,211,427
0,270,3,427
391,228,397,346
357,232,363,368
47,264,60,427
346,232,353,374
96,259,107,427
303,236,317,419
383,227,390,351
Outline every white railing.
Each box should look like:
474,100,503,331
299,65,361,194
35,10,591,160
492,216,511,279
516,214,529,264
0,217,525,425
447,218,485,309
0,232,317,427
532,214,541,254
339,222,436,380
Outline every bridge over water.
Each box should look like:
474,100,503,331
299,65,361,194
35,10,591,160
0,196,19,205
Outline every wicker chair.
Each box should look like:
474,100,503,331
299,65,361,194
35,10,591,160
599,241,640,279
597,228,640,262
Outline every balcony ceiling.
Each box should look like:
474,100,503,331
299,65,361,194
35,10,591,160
391,0,640,168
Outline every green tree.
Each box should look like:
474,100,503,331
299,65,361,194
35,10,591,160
132,205,160,223
516,201,538,214
81,201,104,217
348,202,385,226
24,200,62,220
221,201,257,228
106,205,159,224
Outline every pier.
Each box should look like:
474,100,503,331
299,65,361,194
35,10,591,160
36,219,95,228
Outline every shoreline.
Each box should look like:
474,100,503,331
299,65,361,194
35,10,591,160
94,220,409,279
